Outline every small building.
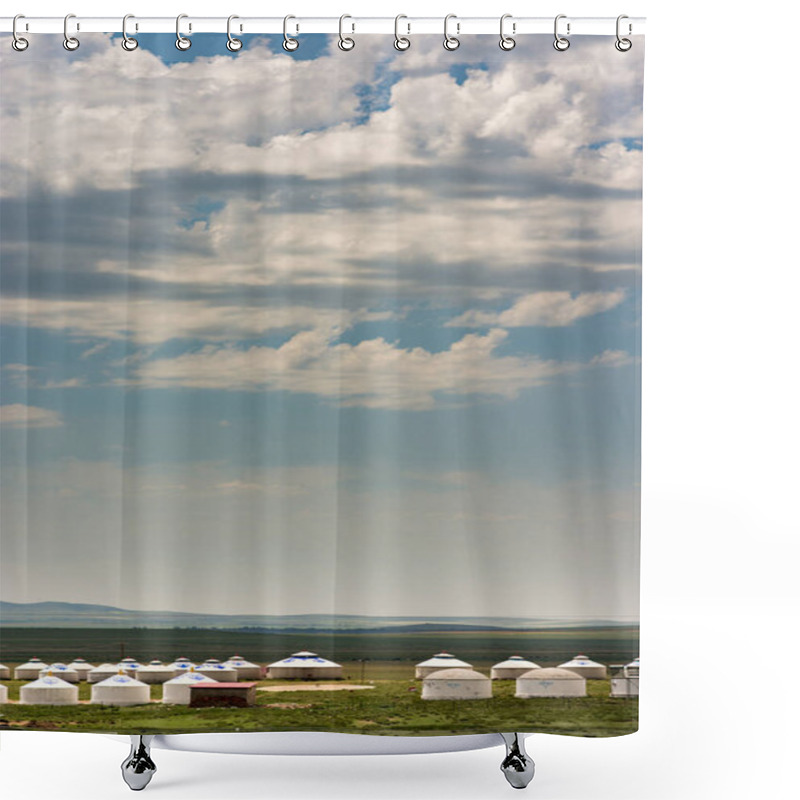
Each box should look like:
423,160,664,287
196,660,239,682
162,670,218,705
610,657,640,697
135,660,177,684
515,667,587,698
66,658,95,680
38,663,80,683
20,674,79,705
14,658,49,680
91,672,151,706
223,655,262,680
558,654,607,679
415,652,472,679
117,658,142,677
490,656,541,680
0,664,10,680
88,663,122,683
421,668,492,700
189,681,257,708
267,651,343,680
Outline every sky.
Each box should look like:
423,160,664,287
0,33,642,621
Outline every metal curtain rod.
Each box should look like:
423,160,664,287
0,16,645,36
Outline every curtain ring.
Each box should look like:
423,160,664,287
283,15,299,51
338,14,355,51
394,14,410,51
443,14,460,51
553,14,570,51
499,14,515,51
615,14,632,51
121,14,139,51
63,13,80,51
12,14,29,51
176,13,192,50
227,15,243,51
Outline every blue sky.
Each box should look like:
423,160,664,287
0,33,642,619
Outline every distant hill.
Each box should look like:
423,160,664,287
0,601,637,632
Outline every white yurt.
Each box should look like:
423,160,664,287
38,663,80,683
14,658,49,680
558,654,607,679
421,668,492,700
20,674,79,705
196,660,238,682
0,683,7,704
0,663,10,680
88,663,122,683
91,672,151,706
490,655,541,680
610,657,640,697
414,652,472,679
267,651,343,680
117,658,142,676
168,658,196,673
135,660,177,684
66,658,95,680
162,670,218,705
223,655,261,680
515,667,587,698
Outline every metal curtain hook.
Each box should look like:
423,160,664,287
553,14,570,51
499,14,516,50
443,14,460,51
615,14,632,51
394,14,410,51
227,15,243,51
63,13,80,51
12,14,29,51
338,14,355,51
283,15,299,51
122,14,139,51
176,13,192,50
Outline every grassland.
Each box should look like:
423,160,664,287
0,626,638,738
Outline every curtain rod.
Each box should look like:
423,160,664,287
1,16,645,37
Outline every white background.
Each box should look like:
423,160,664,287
1,1,798,798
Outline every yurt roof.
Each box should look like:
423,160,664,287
94,673,148,688
45,662,71,670
165,672,218,684
91,663,119,670
169,659,196,667
69,658,91,664
492,656,539,669
224,655,259,667
423,668,488,681
416,653,471,668
627,657,640,667
519,667,585,680
559,654,605,668
268,651,341,668
202,658,221,665
23,675,74,689
18,658,49,669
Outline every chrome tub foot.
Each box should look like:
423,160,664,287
499,733,535,789
121,735,156,791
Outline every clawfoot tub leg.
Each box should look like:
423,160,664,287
121,735,157,791
499,733,535,789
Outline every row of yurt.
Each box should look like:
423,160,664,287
267,651,342,680
420,667,590,701
415,652,610,680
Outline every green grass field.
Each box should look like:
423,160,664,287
0,627,638,738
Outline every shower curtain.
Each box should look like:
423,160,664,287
0,31,642,738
